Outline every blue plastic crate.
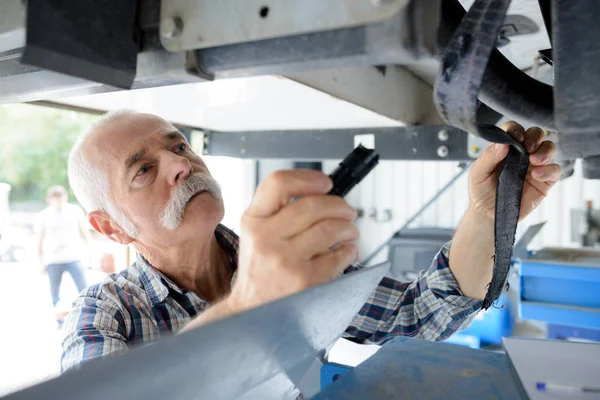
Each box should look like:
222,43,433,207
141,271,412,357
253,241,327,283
518,248,600,330
446,293,513,348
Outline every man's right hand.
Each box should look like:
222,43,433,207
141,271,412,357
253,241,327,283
228,170,359,313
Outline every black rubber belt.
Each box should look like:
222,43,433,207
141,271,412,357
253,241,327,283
434,0,530,309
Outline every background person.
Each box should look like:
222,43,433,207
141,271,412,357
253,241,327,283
36,185,91,328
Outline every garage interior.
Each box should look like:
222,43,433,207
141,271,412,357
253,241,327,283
0,0,599,399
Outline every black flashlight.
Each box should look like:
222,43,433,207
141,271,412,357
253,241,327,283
328,144,380,197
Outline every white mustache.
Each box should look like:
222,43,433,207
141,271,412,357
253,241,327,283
159,173,222,230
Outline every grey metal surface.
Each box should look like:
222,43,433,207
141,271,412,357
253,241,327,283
295,357,326,399
554,132,600,161
287,66,440,126
0,0,439,117
553,0,600,134
513,222,546,259
0,0,25,53
202,126,473,161
22,0,140,89
0,49,202,105
159,0,409,51
2,263,389,400
193,0,439,79
467,134,490,158
583,155,600,180
527,247,600,268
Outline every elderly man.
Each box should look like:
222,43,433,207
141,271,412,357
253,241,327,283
61,110,560,371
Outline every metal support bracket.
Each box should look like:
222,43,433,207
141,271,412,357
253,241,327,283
201,126,473,161
160,0,410,51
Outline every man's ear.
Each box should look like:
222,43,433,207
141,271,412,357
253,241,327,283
89,211,134,245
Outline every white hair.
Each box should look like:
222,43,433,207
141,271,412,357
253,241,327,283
159,172,222,230
68,109,140,238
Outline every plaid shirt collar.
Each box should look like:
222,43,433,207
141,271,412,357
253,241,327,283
135,224,240,305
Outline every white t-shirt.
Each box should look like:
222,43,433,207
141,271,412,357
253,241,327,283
36,203,86,265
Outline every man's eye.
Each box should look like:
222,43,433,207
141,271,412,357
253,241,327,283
174,144,187,153
137,165,151,176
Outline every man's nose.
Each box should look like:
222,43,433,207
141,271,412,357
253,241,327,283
166,153,192,186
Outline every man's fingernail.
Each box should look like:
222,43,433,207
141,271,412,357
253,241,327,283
534,169,545,179
494,143,503,152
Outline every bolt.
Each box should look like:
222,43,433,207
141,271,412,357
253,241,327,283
160,17,184,39
411,148,417,154
240,148,247,155
438,129,449,142
437,145,449,158
412,132,418,138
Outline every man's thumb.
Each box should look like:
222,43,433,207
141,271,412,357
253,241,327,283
470,143,510,184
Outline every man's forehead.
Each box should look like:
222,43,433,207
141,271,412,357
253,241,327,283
83,114,182,174
89,115,176,151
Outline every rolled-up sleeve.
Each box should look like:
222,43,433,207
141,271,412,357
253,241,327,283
61,289,129,372
343,242,483,344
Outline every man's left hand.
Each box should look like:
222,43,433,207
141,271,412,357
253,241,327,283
468,121,561,221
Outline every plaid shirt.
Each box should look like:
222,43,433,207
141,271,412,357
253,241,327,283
61,224,482,372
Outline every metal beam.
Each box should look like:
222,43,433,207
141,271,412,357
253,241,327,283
159,0,410,51
2,264,390,400
190,0,440,79
0,49,203,105
287,66,438,125
201,126,472,161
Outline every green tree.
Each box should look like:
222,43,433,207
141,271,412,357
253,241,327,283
0,104,99,205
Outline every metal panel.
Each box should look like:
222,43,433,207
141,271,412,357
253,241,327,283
192,0,440,79
288,66,439,126
0,49,202,105
159,0,409,51
203,126,472,161
2,263,389,400
553,0,600,134
0,0,25,53
555,132,600,161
